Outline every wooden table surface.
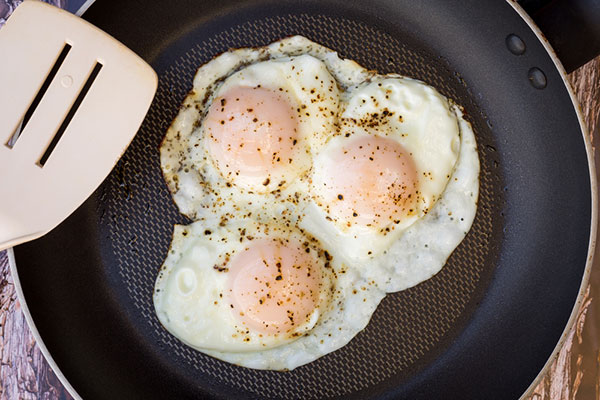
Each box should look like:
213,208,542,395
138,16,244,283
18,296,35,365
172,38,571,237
1,2,599,398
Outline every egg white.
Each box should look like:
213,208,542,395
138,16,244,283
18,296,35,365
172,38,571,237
156,35,480,369
202,266,384,370
341,77,461,212
302,106,479,292
154,220,336,352
303,76,462,260
154,219,385,369
161,38,356,220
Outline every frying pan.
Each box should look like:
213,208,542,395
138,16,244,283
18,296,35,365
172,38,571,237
7,0,599,398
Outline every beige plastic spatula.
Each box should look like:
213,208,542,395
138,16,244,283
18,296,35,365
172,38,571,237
0,0,158,251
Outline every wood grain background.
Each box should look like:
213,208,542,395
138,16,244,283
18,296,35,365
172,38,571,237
527,57,600,400
0,1,599,398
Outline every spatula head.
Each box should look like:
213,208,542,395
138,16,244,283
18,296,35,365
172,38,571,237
0,0,157,249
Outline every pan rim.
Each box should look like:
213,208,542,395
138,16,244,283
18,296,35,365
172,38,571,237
506,2,598,399
7,248,83,400
7,1,597,399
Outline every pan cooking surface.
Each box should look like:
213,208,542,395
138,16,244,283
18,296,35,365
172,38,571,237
102,12,501,398
14,0,592,398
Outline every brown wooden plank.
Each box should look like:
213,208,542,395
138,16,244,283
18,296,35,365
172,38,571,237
0,251,72,400
527,57,600,400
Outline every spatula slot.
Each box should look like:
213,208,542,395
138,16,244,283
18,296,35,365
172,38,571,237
6,43,72,148
38,61,103,167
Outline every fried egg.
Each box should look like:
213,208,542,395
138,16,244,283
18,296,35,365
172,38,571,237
199,55,340,192
303,106,479,292
303,77,461,260
156,35,480,370
154,220,384,369
160,43,351,220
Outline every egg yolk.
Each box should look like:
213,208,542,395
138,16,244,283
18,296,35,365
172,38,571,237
227,239,321,335
317,135,418,228
204,86,299,188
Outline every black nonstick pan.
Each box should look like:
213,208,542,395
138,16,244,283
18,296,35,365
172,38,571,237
8,0,599,398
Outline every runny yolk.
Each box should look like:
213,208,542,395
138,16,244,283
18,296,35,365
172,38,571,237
204,86,299,188
318,135,418,228
226,239,321,335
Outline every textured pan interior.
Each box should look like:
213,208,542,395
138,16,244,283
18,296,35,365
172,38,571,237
13,0,593,399
102,12,501,399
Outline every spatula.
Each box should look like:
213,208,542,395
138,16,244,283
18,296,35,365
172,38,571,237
0,0,157,251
